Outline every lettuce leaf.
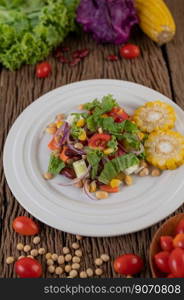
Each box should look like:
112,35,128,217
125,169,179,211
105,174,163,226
48,153,65,175
98,153,139,184
86,148,103,179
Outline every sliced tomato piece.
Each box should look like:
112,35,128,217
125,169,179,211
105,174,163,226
108,107,129,123
48,137,60,151
60,146,69,162
100,185,119,193
88,133,111,150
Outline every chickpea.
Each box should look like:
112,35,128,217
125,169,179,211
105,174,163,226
65,254,72,262
56,114,65,121
124,175,133,186
95,268,103,276
58,255,65,265
48,265,55,273
6,257,14,264
75,250,82,257
65,265,72,273
72,256,80,263
72,263,80,270
140,160,148,168
80,271,87,278
76,235,83,241
51,253,58,261
55,267,63,275
17,243,24,251
43,172,53,180
47,259,54,266
151,168,161,177
139,168,149,177
69,270,78,278
86,268,93,277
38,248,46,255
23,245,31,252
74,143,83,150
100,254,110,262
33,236,40,245
45,253,52,260
63,247,70,255
30,249,38,257
71,243,80,250
96,191,108,200
95,258,103,266
46,127,57,135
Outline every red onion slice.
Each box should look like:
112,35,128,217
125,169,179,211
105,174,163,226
83,179,97,201
55,122,69,146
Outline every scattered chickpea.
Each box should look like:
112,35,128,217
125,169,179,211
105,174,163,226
27,255,34,259
72,263,80,270
58,255,65,265
48,123,57,128
56,114,65,121
72,256,81,263
100,254,110,262
45,253,52,260
46,127,57,135
65,265,72,273
65,254,72,262
124,175,133,186
30,249,38,257
69,270,78,278
38,248,46,255
63,247,70,254
55,267,63,275
139,168,149,177
76,235,83,241
86,268,93,277
140,160,148,168
18,255,25,260
47,259,54,266
48,265,55,273
95,268,103,276
33,236,40,245
74,143,83,150
23,245,31,252
51,253,58,261
151,168,161,177
90,181,97,193
6,257,14,264
72,243,80,250
43,172,53,180
80,271,87,278
74,180,83,188
75,249,82,257
96,191,108,200
95,258,103,266
17,243,24,251
78,104,83,110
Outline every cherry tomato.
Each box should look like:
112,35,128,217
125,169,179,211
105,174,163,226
48,137,61,151
154,251,170,273
114,254,143,275
175,219,184,234
160,236,173,252
173,234,184,249
15,257,42,278
88,133,111,150
13,216,39,236
169,248,184,277
100,185,119,193
108,107,129,123
120,44,140,59
36,62,51,78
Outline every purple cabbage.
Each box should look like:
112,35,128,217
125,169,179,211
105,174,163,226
76,0,138,44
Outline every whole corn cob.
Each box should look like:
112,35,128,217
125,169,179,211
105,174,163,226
145,130,184,170
133,101,176,133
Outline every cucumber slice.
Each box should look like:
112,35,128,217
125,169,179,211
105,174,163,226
73,159,88,178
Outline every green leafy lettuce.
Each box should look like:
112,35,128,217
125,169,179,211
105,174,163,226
0,0,79,69
48,153,65,175
86,148,103,179
98,153,139,184
107,135,118,153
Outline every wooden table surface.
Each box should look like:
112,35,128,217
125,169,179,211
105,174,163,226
1,0,184,278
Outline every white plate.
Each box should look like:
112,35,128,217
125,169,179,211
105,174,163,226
3,79,184,237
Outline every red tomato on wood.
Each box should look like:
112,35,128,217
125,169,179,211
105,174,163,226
173,234,184,249
15,258,42,278
160,236,173,252
175,219,184,234
169,248,184,277
120,44,140,59
88,133,111,150
114,254,143,275
13,216,39,236
154,251,170,273
36,62,51,78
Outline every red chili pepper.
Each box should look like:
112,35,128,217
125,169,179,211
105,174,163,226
106,54,118,61
78,49,89,58
59,56,69,64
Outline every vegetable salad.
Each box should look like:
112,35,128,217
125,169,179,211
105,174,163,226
44,95,184,200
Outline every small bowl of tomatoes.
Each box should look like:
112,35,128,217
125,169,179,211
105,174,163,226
149,213,184,278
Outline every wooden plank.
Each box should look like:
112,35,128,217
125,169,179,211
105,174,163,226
0,25,178,278
165,0,184,108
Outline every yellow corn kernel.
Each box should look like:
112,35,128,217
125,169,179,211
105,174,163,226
110,179,121,188
137,132,145,140
101,114,108,118
56,121,64,128
79,131,87,141
103,148,114,155
76,118,85,127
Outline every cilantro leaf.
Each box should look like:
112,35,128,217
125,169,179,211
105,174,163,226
48,154,65,175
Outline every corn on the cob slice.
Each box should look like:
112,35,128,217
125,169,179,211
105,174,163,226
145,130,184,170
133,101,176,133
